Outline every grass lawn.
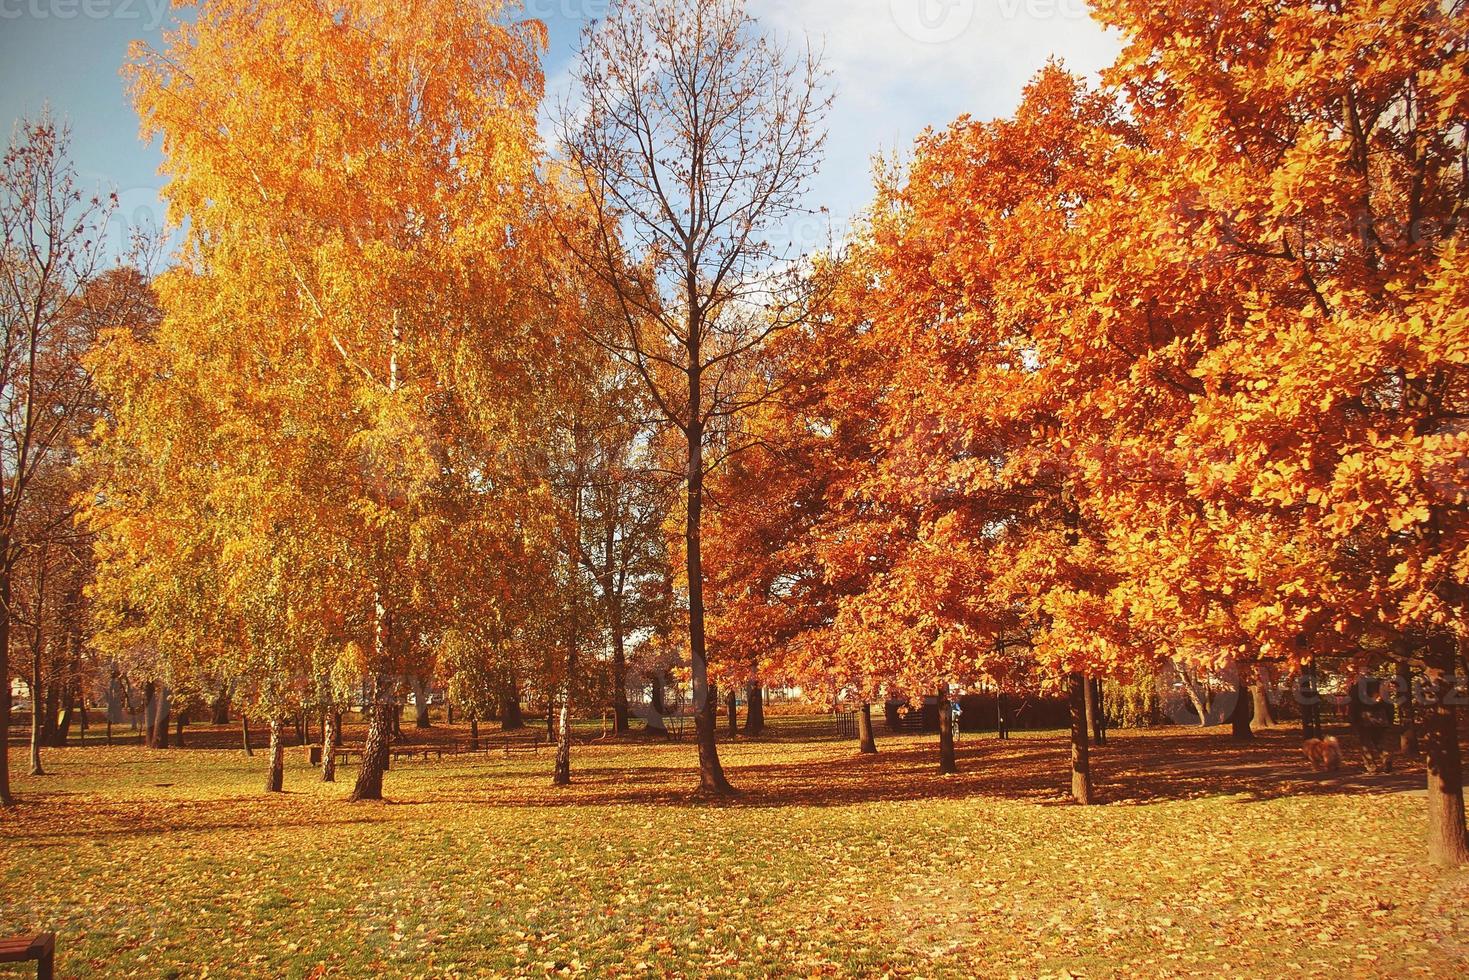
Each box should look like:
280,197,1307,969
3,719,1468,978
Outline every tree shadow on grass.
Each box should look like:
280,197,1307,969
467,727,1428,811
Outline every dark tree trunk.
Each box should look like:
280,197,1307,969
28,639,44,776
174,712,186,748
937,688,957,774
610,574,629,734
743,682,764,736
54,684,75,748
211,686,230,726
295,711,307,746
242,714,253,756
446,702,453,725
725,686,738,737
351,674,394,802
333,711,343,746
996,691,1009,740
1424,641,1468,865
1230,669,1254,739
264,717,284,793
469,717,479,752
857,702,877,754
650,672,666,715
1397,660,1419,756
1069,672,1093,805
321,709,337,783
152,686,171,749
500,675,524,731
545,697,556,742
687,415,733,795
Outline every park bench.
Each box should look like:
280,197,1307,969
303,744,361,766
0,932,55,980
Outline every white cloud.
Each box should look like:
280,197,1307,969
747,0,1122,223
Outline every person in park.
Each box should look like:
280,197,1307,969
1349,677,1394,775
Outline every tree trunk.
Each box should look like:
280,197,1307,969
321,709,337,783
996,691,1009,740
469,716,479,752
351,674,394,802
686,413,733,795
0,568,13,805
152,685,171,749
1251,662,1277,730
610,575,629,735
1230,668,1254,739
54,683,75,748
857,702,877,754
553,687,573,786
725,686,738,737
937,688,957,774
175,712,186,748
1174,662,1210,727
211,686,230,725
1397,660,1419,756
242,715,253,756
28,634,44,776
264,717,284,793
650,672,666,715
500,675,524,731
743,682,764,735
545,697,556,742
412,676,432,729
1083,675,1099,746
1069,672,1093,805
1423,641,1468,865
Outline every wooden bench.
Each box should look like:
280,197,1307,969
303,745,361,766
0,933,54,980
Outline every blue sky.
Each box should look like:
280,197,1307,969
0,0,1119,261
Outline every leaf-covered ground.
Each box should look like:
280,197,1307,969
3,719,1467,978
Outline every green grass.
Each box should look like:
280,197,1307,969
3,720,1467,977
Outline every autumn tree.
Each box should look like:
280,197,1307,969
119,0,552,801
0,117,128,805
556,0,831,794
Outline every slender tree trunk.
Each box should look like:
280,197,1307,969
857,702,877,754
554,686,573,787
0,568,13,805
321,709,337,783
610,557,630,734
1230,667,1254,739
211,686,230,725
996,691,1009,740
650,672,666,715
1397,660,1419,756
29,634,44,776
1090,678,1107,745
686,412,733,794
264,717,284,793
1083,675,1099,747
175,712,186,748
1424,641,1468,865
725,687,738,737
242,714,253,756
1069,672,1093,805
937,688,957,774
469,716,479,752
